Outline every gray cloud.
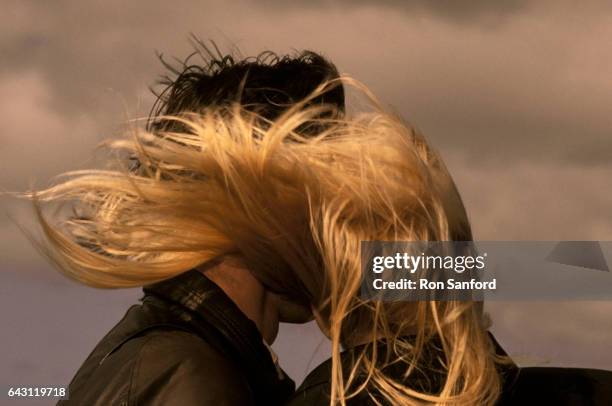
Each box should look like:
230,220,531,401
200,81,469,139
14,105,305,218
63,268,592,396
445,154,612,240
254,0,530,25
487,301,612,370
2,0,611,170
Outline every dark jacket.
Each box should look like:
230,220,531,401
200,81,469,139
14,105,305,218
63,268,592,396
58,270,294,406
287,335,612,405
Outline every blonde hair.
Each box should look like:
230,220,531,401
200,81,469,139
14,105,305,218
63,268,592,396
14,77,503,405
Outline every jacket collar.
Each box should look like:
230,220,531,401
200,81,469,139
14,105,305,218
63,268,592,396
143,269,295,404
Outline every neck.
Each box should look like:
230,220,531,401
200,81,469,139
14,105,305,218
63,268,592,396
196,257,279,344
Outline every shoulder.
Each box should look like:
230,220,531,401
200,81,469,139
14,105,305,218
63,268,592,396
129,329,255,405
501,367,612,405
64,328,255,406
286,358,333,406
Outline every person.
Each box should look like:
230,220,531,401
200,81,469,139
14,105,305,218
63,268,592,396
16,43,510,405
17,43,611,405
18,45,346,405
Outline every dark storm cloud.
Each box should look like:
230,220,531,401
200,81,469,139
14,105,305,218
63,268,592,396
255,0,530,25
1,0,610,226
2,0,611,166
0,0,168,116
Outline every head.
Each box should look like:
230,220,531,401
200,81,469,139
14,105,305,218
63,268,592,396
146,44,345,134
24,44,502,405
140,45,345,326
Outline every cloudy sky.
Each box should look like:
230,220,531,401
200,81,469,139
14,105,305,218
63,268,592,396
1,0,611,389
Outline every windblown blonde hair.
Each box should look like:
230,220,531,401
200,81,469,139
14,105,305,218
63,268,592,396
16,77,502,405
